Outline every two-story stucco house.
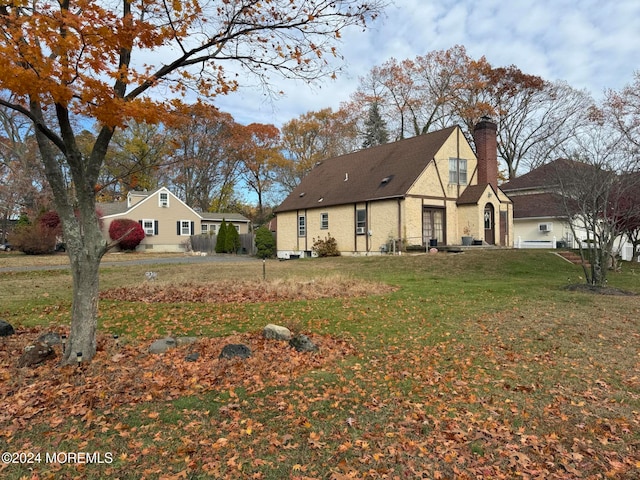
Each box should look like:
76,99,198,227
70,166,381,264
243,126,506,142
275,118,513,258
99,187,251,252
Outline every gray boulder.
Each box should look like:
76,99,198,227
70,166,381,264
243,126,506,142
37,332,62,346
263,324,292,341
149,337,177,354
175,336,198,347
219,344,252,360
185,352,200,362
17,342,56,368
0,319,15,337
289,334,318,352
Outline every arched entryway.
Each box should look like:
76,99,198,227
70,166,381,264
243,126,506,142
484,204,495,245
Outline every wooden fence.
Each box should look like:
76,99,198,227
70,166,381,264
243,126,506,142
190,234,256,255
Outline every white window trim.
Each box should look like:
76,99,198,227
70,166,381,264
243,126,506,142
356,209,366,235
298,215,306,237
449,157,468,185
159,192,169,208
180,220,191,236
320,212,329,230
142,219,155,236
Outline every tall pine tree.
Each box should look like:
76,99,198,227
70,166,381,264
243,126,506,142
362,102,389,148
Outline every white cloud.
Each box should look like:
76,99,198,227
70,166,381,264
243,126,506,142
213,0,640,127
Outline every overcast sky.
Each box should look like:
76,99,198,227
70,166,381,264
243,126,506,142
214,0,639,128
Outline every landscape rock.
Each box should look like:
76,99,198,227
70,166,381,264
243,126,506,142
17,342,56,368
219,343,252,360
37,332,62,346
149,337,177,354
0,319,15,337
263,324,292,341
175,336,198,347
185,352,200,362
289,334,318,353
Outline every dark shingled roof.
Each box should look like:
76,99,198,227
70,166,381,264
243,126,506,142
456,184,492,205
511,192,568,219
276,126,458,212
501,158,593,192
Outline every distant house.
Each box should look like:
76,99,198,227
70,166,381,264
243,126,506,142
502,158,639,261
99,187,250,252
275,119,513,257
501,159,577,249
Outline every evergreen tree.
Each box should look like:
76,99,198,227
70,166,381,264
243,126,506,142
362,102,389,148
215,220,228,253
255,226,276,258
225,223,241,253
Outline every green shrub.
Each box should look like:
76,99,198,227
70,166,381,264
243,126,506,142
255,226,275,258
215,220,228,253
225,223,241,253
312,234,340,257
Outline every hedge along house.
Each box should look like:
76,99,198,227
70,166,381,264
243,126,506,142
275,118,513,258
99,187,250,252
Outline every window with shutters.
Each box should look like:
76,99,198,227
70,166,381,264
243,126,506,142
142,219,155,236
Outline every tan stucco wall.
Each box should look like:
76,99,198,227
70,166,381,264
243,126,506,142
405,127,482,246
277,200,402,255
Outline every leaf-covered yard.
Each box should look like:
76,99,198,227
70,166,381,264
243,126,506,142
0,250,639,479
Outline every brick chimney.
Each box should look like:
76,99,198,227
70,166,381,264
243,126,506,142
473,116,498,190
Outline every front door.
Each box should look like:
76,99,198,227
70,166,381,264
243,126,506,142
423,208,445,246
484,204,495,245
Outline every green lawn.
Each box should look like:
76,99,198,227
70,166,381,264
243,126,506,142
0,250,639,479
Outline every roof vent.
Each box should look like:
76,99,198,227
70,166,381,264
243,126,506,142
344,173,349,182
318,197,324,203
380,175,394,186
299,192,306,197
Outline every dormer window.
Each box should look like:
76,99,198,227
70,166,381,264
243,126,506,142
159,192,169,207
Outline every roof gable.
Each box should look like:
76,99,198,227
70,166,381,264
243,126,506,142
100,187,198,219
276,126,459,212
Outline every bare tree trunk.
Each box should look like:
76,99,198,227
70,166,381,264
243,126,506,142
31,99,111,364
64,253,101,363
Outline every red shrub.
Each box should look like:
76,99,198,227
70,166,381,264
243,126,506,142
38,209,105,232
109,219,146,251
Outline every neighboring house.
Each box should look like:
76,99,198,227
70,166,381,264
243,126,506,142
501,159,577,249
99,187,250,252
502,159,638,261
275,119,513,258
